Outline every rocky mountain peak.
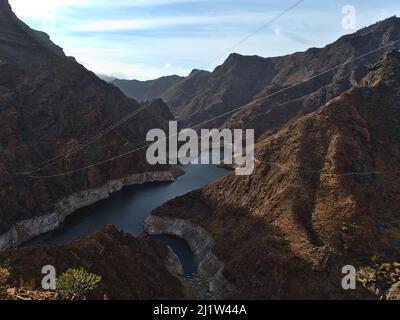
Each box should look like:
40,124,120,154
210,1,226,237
152,16,400,131
337,16,400,44
189,69,209,77
222,52,269,70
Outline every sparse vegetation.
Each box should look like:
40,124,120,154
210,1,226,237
358,254,400,298
0,261,11,289
56,267,101,300
0,267,10,288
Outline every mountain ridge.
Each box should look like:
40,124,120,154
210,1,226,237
111,75,184,102
0,0,175,241
115,17,400,138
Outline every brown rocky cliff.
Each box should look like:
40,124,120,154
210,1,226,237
160,69,211,114
111,69,212,115
152,52,400,299
0,0,175,235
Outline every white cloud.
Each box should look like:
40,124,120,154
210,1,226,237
9,0,83,18
9,0,204,18
273,26,281,36
93,0,202,6
77,19,157,31
9,0,84,31
75,12,283,32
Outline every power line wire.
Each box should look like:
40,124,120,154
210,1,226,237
16,0,304,175
206,0,305,67
18,102,149,175
22,39,400,179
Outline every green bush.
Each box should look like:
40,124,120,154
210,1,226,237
0,266,10,288
56,267,101,300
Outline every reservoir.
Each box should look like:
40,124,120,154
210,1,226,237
26,150,230,277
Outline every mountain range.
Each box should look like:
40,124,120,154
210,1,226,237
113,17,400,139
0,0,400,300
111,75,184,102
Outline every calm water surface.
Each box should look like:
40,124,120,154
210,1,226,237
26,150,230,276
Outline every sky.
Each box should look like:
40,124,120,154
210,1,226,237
9,0,400,80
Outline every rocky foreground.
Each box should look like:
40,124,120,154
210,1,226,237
0,225,191,300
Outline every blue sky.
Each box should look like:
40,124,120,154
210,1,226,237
9,0,400,80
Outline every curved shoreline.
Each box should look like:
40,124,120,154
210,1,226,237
0,170,177,251
144,215,235,300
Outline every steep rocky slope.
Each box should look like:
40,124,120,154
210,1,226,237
162,17,400,135
111,75,184,102
160,69,211,114
111,69,211,116
0,225,188,300
150,52,400,299
0,0,176,246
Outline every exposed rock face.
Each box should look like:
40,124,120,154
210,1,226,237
0,225,190,300
144,215,234,299
111,75,184,102
152,52,400,299
162,17,400,134
161,69,211,115
0,1,176,238
111,69,211,118
0,171,177,251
